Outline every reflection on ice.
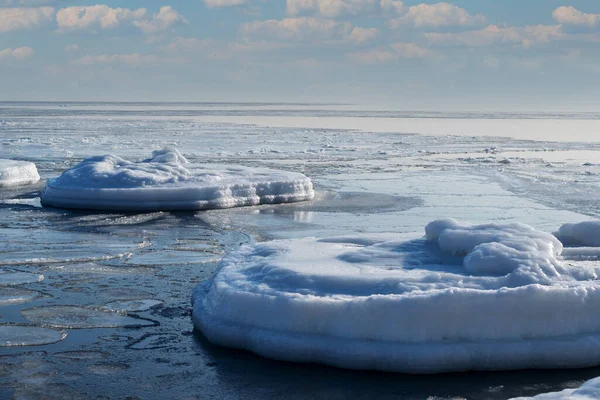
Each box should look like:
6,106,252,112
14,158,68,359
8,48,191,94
42,262,159,275
21,306,158,329
103,299,163,312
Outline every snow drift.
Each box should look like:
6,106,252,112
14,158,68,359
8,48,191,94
41,148,314,211
0,159,40,187
193,219,600,373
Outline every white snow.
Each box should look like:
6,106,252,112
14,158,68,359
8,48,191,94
556,221,600,247
511,377,600,399
40,148,314,211
0,159,40,187
193,219,600,373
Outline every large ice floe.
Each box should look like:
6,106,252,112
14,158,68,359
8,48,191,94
0,159,40,187
40,148,314,211
192,218,600,373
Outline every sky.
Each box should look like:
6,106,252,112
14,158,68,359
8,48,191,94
1,0,599,109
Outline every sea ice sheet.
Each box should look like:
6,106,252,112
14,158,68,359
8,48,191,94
511,377,600,399
41,148,314,211
0,159,40,187
193,219,600,373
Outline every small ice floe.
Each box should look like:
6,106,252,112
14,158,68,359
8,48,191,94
0,159,40,187
193,218,600,373
0,287,41,305
21,306,158,329
511,377,600,399
0,324,67,347
0,271,44,286
41,148,314,211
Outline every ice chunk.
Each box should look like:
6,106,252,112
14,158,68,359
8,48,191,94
193,220,600,373
511,377,600,399
21,306,158,328
0,159,40,187
556,221,600,247
40,148,314,211
0,324,67,347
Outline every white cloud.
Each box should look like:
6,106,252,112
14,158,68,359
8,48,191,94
164,37,218,52
287,0,402,18
56,5,185,34
64,44,79,52
348,27,379,45
163,37,291,61
56,5,146,31
426,24,564,48
133,6,187,34
242,17,352,41
204,0,248,8
391,42,429,58
380,0,404,14
0,46,34,61
553,6,599,27
389,2,485,28
73,53,159,66
1,0,51,5
0,7,54,32
346,48,396,64
346,41,429,64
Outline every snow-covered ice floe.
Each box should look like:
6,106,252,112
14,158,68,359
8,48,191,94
511,377,600,399
40,148,314,211
192,218,600,374
0,159,40,187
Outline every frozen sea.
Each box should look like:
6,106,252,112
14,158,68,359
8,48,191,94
3,102,600,398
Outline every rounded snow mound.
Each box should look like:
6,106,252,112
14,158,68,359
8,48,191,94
0,159,40,187
556,221,600,247
41,148,314,211
193,219,600,374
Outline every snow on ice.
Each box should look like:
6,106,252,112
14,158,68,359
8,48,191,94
41,148,314,211
0,159,40,187
193,218,600,373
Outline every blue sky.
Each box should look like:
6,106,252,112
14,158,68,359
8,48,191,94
1,0,599,108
